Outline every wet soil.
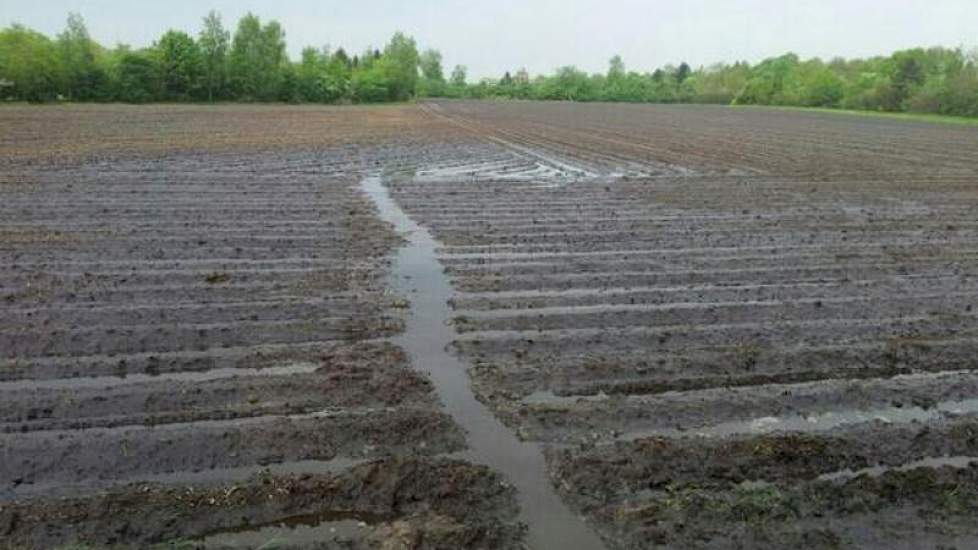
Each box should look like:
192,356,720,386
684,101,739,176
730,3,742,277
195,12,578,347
0,342,431,433
0,458,523,550
363,175,605,549
0,106,527,549
5,101,978,549
392,100,978,548
546,415,978,548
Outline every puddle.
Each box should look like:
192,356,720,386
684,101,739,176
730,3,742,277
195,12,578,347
419,103,599,180
415,158,569,182
523,369,978,409
5,457,367,502
452,311,967,344
617,397,978,442
362,174,607,550
9,404,396,440
819,456,978,482
452,290,978,320
135,457,366,487
200,511,386,549
0,361,322,392
523,390,611,406
448,279,867,302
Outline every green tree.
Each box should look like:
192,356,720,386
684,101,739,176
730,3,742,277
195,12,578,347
889,49,926,109
797,59,845,107
323,48,352,102
450,64,467,87
675,62,692,85
198,11,229,102
114,50,158,103
735,54,801,105
6,11,978,117
511,68,532,98
156,30,202,100
608,55,625,81
381,32,419,100
842,67,891,111
939,58,978,116
333,48,351,69
538,66,596,101
420,49,444,82
419,48,445,96
351,63,389,102
229,13,287,101
297,46,326,102
604,55,627,100
57,13,108,100
278,62,300,102
689,62,750,104
0,25,63,102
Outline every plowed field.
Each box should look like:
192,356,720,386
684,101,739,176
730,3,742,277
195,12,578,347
3,101,978,549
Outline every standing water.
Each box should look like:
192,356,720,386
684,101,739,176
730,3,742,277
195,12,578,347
361,175,607,550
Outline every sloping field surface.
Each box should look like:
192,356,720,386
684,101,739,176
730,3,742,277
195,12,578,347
3,101,978,549
392,101,978,549
0,105,522,550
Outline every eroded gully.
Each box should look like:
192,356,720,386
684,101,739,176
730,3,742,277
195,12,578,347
361,175,607,550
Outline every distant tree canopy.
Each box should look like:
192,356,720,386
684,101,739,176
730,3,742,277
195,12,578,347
1,12,977,118
0,12,424,105
228,14,287,101
418,48,445,97
0,25,62,102
197,11,230,102
156,30,202,100
57,12,109,101
447,48,978,118
449,65,467,88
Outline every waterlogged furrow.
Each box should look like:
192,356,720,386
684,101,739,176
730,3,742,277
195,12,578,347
388,100,978,550
6,101,978,550
449,275,970,311
362,174,607,550
1,109,530,550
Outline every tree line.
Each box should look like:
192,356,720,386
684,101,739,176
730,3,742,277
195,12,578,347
2,12,977,118
0,12,427,104
456,50,978,117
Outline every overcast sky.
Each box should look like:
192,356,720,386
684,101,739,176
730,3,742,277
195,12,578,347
2,0,976,79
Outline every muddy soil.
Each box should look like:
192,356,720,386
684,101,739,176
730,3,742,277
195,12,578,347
474,369,978,444
0,105,527,549
547,415,978,548
392,101,978,548
0,458,523,550
5,101,978,549
0,343,434,433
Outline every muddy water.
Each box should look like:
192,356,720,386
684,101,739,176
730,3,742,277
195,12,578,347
419,103,600,179
202,512,383,548
613,396,978,442
7,457,367,501
362,175,607,550
204,519,365,548
0,361,322,391
819,456,978,482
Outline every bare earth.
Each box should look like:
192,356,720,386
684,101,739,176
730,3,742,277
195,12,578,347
2,101,978,549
